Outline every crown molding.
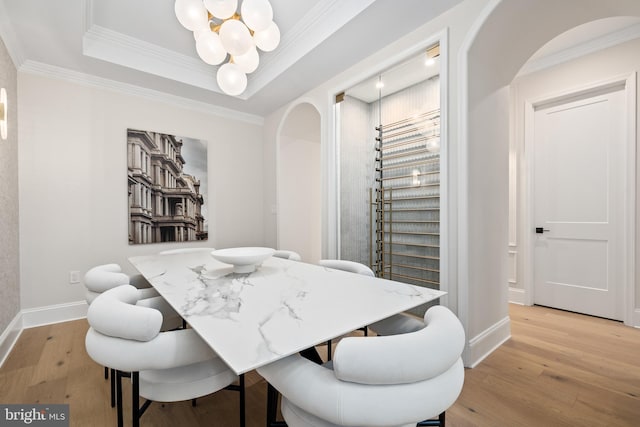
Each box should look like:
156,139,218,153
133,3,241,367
19,60,264,125
80,0,373,100
83,25,222,93
519,23,640,76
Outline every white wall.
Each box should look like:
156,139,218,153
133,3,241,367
509,37,640,313
276,102,322,263
18,72,265,310
278,135,321,262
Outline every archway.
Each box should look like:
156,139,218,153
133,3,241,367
276,102,322,263
460,0,640,366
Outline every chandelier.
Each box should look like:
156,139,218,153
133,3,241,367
174,0,281,96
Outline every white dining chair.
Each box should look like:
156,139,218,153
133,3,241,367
84,263,182,332
83,263,183,408
84,263,157,305
317,259,374,359
273,250,302,261
85,284,245,427
368,310,426,336
318,259,374,276
317,259,426,356
257,305,465,427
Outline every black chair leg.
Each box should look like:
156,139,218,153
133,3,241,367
239,373,246,427
299,347,323,365
224,374,246,426
132,371,140,427
104,366,109,379
267,383,276,425
266,383,286,427
110,368,116,408
116,371,123,427
417,411,446,426
326,340,332,360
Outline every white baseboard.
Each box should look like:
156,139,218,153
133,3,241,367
0,313,23,368
632,309,640,328
0,301,88,368
463,315,511,368
21,300,88,329
508,287,525,305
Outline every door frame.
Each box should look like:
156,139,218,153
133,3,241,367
521,73,637,326
328,28,451,308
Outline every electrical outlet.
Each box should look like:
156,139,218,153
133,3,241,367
69,271,81,284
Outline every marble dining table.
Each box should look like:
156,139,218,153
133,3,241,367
128,250,445,375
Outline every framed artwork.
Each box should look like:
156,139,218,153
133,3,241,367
127,128,208,244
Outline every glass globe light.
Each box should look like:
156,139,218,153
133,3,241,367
254,21,280,52
196,31,227,65
219,19,253,56
174,0,209,31
194,27,210,41
191,19,213,36
233,46,259,73
240,0,273,32
203,0,238,20
217,62,247,96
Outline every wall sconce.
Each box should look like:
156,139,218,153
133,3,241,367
0,88,7,140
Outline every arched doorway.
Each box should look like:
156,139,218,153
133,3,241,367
276,102,322,263
460,0,640,366
512,17,640,321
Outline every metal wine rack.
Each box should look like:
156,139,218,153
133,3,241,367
370,108,440,290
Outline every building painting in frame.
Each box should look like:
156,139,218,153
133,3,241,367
127,128,208,244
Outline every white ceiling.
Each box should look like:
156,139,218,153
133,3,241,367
2,2,639,119
346,51,441,104
0,0,464,118
529,16,640,61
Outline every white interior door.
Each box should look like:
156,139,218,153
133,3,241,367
533,87,625,320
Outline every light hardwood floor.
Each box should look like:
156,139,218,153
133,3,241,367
1,304,639,426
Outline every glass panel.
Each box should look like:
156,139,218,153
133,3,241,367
338,46,442,315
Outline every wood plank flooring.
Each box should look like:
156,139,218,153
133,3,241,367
1,304,639,426
449,305,640,427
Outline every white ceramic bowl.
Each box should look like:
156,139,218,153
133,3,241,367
211,247,275,273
